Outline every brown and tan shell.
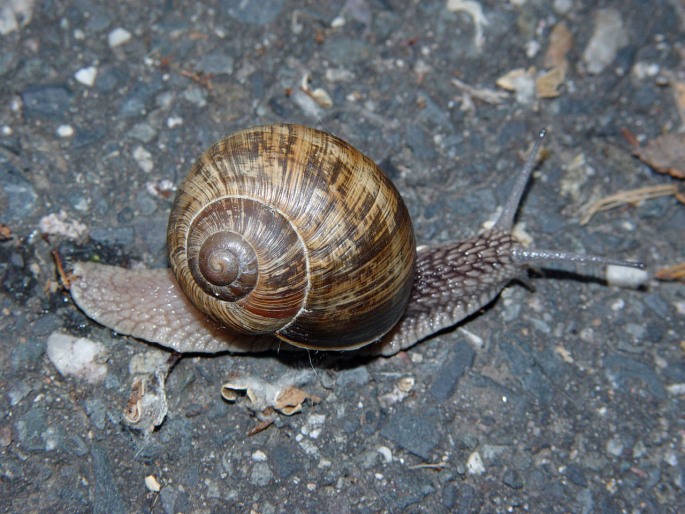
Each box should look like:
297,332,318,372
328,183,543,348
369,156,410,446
167,124,416,351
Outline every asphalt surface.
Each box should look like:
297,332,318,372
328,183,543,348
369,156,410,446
1,1,684,512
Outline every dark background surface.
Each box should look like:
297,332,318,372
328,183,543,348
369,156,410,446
1,0,684,512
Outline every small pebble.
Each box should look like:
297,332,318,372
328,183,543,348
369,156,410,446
133,145,153,173
252,450,267,462
466,451,485,475
145,475,161,492
74,66,98,87
582,8,628,74
108,27,132,48
46,332,108,383
377,446,393,463
56,125,74,137
166,116,183,128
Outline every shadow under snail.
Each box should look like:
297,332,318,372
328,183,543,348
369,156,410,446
70,124,642,356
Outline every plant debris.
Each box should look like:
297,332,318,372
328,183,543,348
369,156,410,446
579,184,681,225
633,133,685,179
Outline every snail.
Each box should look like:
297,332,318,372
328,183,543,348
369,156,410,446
70,124,642,357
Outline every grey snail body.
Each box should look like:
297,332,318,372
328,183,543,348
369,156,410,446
69,124,641,356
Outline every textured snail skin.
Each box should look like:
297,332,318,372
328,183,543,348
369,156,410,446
69,124,637,356
70,229,519,356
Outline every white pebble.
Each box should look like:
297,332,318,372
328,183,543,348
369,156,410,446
377,446,393,463
166,115,183,128
252,450,267,462
56,125,74,137
46,332,107,383
75,66,98,87
466,451,485,475
133,145,154,173
145,475,161,492
666,383,685,395
108,27,132,48
606,265,649,288
582,8,628,75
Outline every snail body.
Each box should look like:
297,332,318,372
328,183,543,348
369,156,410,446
70,124,641,356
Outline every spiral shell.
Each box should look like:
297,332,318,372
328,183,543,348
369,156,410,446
167,124,416,350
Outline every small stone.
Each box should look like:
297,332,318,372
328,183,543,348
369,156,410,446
252,450,267,462
108,27,132,48
0,425,13,447
429,341,475,401
606,436,624,457
502,468,524,489
145,475,161,492
16,408,47,451
270,444,303,479
166,116,183,128
21,84,72,121
0,154,38,222
84,398,107,430
182,86,207,108
0,0,35,35
566,464,588,487
8,382,31,406
604,353,666,400
56,124,74,137
75,66,98,87
250,462,272,486
46,332,108,383
466,451,485,475
133,145,154,173
380,407,440,459
582,8,629,74
377,446,393,463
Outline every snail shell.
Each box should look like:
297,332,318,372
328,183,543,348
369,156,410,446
69,124,642,356
167,124,416,350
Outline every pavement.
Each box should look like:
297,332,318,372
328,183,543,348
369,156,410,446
1,0,684,512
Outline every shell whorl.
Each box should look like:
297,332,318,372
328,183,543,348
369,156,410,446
167,124,416,350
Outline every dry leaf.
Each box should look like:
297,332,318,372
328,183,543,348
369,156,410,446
221,371,319,416
544,22,573,71
634,133,685,179
496,68,532,91
275,386,321,415
536,66,566,98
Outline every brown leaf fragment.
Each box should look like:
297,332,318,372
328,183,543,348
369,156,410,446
536,66,566,99
544,22,573,72
0,224,11,241
275,386,321,416
655,262,685,283
634,133,685,179
247,414,276,436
